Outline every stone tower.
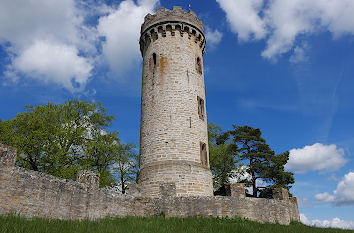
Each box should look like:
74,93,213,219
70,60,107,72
138,6,213,197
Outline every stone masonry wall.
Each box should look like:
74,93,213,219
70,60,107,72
0,144,300,224
138,7,213,197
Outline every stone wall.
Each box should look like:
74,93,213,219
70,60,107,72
0,144,299,224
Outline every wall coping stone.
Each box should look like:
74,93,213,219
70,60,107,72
0,144,17,167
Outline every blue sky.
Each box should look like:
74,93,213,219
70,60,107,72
0,0,354,229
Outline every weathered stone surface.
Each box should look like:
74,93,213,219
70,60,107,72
160,183,176,197
76,170,100,189
138,6,212,197
125,183,142,197
0,162,300,224
0,144,17,167
231,183,246,198
273,188,289,200
141,6,204,41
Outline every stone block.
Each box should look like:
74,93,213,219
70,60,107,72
231,183,245,198
126,183,142,197
273,187,289,200
156,7,165,15
159,182,176,197
76,170,100,188
0,144,17,167
173,6,182,11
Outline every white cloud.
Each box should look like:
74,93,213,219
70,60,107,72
0,0,85,49
217,0,354,60
216,0,266,41
261,0,319,59
289,43,309,63
97,0,158,77
300,213,311,225
0,0,161,90
285,143,347,173
301,213,354,230
0,0,96,91
314,192,335,203
12,40,93,91
315,172,354,206
205,27,223,48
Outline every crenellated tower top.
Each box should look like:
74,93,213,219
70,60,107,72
140,6,206,56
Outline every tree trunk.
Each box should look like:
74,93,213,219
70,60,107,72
121,175,125,194
27,154,38,171
250,156,257,197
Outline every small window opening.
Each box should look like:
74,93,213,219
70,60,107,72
153,53,157,67
196,57,202,74
151,30,158,41
200,142,208,166
197,96,205,121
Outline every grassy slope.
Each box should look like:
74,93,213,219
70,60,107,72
1,216,353,233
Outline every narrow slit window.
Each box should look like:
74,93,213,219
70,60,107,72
197,96,205,121
196,57,202,74
153,53,157,67
200,142,208,166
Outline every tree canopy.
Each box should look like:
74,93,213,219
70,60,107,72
0,99,138,188
113,143,138,194
208,123,238,194
208,123,294,197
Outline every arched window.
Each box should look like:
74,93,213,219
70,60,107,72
197,96,205,121
200,142,208,166
196,57,202,74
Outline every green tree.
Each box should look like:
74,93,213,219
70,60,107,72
0,99,116,183
83,130,120,187
208,123,238,193
225,125,294,197
258,151,295,198
113,143,138,194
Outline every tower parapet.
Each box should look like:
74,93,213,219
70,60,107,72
140,6,206,56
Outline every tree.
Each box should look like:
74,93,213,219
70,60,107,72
113,143,138,194
224,125,294,197
208,123,238,194
258,151,295,198
0,99,117,183
83,130,120,187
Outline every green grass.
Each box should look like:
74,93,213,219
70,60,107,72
1,215,353,233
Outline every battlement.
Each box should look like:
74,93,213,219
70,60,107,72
140,6,206,55
141,6,204,35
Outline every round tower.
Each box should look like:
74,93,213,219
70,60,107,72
138,6,213,197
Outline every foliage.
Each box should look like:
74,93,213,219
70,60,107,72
208,123,238,192
258,151,295,198
82,130,120,187
113,143,139,194
0,100,118,185
208,123,294,197
224,125,294,197
1,215,353,233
